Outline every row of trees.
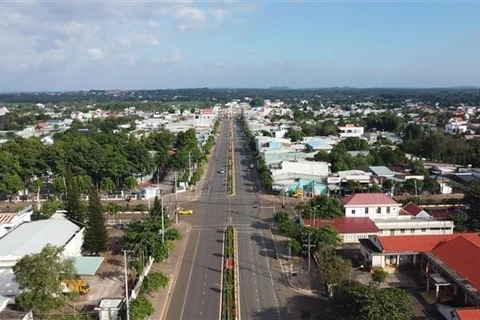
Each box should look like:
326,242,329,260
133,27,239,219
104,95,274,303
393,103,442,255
0,114,216,199
241,118,274,189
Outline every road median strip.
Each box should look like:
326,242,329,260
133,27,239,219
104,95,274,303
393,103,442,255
222,225,237,320
227,121,235,196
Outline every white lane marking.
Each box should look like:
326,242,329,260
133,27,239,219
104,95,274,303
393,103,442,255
179,231,202,320
260,231,282,319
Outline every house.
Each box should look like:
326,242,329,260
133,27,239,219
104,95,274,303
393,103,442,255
360,233,480,308
341,194,455,237
341,193,401,220
0,216,84,296
338,124,364,138
302,217,379,244
0,206,33,239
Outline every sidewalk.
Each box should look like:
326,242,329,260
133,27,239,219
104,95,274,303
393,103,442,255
270,227,323,296
146,221,191,320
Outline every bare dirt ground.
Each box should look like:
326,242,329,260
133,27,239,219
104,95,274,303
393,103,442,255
59,228,126,315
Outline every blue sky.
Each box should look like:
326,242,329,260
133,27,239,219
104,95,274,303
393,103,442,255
0,1,479,91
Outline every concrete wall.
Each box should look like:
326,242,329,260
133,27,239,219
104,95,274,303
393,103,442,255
63,228,84,257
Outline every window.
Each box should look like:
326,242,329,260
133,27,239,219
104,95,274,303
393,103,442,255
387,207,391,214
410,229,415,233
376,207,381,214
365,208,368,214
351,209,356,214
400,229,405,233
421,228,426,232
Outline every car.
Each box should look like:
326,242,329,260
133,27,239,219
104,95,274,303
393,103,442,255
219,169,225,174
250,164,255,169
178,208,193,215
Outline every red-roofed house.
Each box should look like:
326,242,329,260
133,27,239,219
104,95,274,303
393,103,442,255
302,217,379,244
400,202,431,218
341,193,401,220
360,233,480,309
455,308,480,320
341,193,455,237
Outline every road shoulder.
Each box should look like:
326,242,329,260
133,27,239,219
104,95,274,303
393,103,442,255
147,221,191,320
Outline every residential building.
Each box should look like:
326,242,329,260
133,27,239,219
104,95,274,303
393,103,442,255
445,120,468,135
338,124,364,138
360,233,480,308
341,193,401,220
0,206,33,239
302,217,379,244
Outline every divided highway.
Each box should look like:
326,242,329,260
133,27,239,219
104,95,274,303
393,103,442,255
165,118,294,319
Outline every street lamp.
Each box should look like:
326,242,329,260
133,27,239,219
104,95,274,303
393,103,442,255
349,265,364,284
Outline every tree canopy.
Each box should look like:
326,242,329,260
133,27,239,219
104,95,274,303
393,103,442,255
334,282,413,320
13,244,75,314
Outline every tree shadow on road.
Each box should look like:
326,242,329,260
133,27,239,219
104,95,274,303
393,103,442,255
249,294,333,320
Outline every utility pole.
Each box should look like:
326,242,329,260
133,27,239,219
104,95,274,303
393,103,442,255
174,170,178,224
161,196,165,244
303,232,315,274
123,250,134,320
188,152,192,181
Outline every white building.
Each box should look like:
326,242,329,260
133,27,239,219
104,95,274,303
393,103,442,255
0,206,33,239
339,124,364,138
341,193,401,220
0,216,84,296
445,121,468,135
272,160,330,177
341,193,454,238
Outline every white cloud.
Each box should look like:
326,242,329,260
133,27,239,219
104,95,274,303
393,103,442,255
87,48,106,61
216,62,225,67
162,50,181,65
176,7,206,24
0,1,254,90
213,8,230,21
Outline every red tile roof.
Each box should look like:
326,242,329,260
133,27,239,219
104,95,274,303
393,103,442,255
304,217,379,234
341,193,399,206
402,202,423,216
432,236,480,290
378,233,480,253
456,308,480,320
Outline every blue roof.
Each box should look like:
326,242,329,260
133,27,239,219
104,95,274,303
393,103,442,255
71,256,105,276
305,139,332,149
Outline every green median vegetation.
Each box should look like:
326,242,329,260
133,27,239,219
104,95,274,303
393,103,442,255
222,226,236,320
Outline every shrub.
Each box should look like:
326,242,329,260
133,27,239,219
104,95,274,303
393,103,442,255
371,268,388,283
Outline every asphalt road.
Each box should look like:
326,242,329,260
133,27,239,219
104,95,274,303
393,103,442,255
165,120,234,320
165,118,326,320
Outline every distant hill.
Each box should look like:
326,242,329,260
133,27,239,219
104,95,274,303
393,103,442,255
268,86,291,90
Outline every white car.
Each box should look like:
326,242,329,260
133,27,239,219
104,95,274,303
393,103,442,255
219,169,225,174
250,164,255,169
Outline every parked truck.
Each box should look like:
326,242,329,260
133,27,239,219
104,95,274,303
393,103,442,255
61,279,90,295
292,188,303,198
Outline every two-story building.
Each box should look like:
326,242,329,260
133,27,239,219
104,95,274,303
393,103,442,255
341,193,455,239
338,124,364,138
341,193,401,220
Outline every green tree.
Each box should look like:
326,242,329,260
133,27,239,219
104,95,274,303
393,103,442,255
286,128,304,142
64,168,84,222
83,187,109,254
13,244,75,314
249,96,264,107
141,271,169,295
40,198,62,218
123,176,137,191
334,282,413,320
100,177,116,194
0,173,24,199
129,295,155,320
53,176,67,196
318,254,352,297
300,195,344,219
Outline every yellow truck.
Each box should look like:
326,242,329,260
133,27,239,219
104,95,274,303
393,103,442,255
61,279,90,295
178,207,193,215
292,188,303,198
